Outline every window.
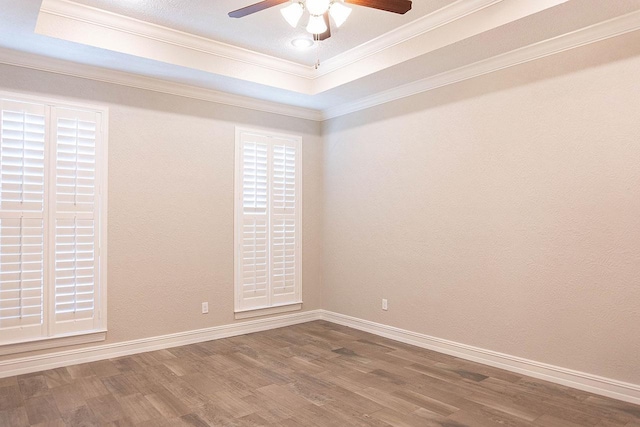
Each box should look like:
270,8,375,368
234,127,301,316
0,94,107,352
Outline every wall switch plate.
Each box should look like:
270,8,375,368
202,302,209,314
382,299,388,311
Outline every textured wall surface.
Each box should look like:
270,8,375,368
322,32,640,384
1,30,639,388
0,64,323,359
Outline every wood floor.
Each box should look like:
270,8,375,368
0,321,639,426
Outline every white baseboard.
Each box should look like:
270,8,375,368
2,307,638,407
320,310,640,406
0,309,322,378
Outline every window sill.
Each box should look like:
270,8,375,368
0,330,107,356
235,303,302,320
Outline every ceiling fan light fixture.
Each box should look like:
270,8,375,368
329,1,351,27
291,38,314,48
281,2,304,27
305,0,331,16
306,14,327,34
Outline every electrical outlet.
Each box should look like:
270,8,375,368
202,302,209,314
382,299,388,311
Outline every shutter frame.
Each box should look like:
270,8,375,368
0,92,108,347
234,128,302,313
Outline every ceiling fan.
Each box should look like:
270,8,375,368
228,0,412,41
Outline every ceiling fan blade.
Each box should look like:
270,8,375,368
344,0,412,14
228,0,290,18
314,12,331,41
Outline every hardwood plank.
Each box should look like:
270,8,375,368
50,383,87,413
17,374,49,399
535,414,589,427
355,386,422,413
370,407,440,427
65,363,96,379
0,376,18,388
116,393,162,424
0,406,29,427
76,376,110,399
29,419,66,427
101,374,140,398
391,388,461,416
161,378,210,408
0,385,24,411
211,390,257,418
24,395,61,425
89,360,122,378
193,401,251,426
179,412,211,427
60,404,100,427
42,368,74,388
86,393,127,424
145,389,191,418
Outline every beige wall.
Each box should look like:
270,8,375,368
322,32,640,385
0,64,323,359
1,31,639,387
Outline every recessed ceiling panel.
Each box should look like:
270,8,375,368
68,0,457,65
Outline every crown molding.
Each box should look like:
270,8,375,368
312,0,570,93
322,9,640,120
0,48,323,122
36,0,569,96
36,0,316,94
5,6,639,122
317,0,502,76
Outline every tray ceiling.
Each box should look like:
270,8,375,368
1,0,640,119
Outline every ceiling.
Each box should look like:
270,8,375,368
1,0,640,120
68,0,456,65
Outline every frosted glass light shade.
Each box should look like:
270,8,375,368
281,2,304,27
329,2,351,27
306,14,327,34
306,0,331,16
291,38,314,48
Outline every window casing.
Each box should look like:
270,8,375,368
0,93,107,352
234,127,301,314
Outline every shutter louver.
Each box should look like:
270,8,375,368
52,109,100,334
235,129,301,312
0,101,46,341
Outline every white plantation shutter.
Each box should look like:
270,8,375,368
51,108,101,334
0,95,106,347
235,129,301,312
0,101,46,341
